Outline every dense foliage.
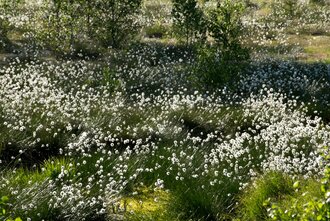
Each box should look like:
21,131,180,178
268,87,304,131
172,0,206,44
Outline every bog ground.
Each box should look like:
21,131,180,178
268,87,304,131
0,0,330,221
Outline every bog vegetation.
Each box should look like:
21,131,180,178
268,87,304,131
0,0,330,220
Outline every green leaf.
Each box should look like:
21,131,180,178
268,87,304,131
317,215,323,221
321,185,326,193
2,208,5,215
14,218,22,221
317,202,324,209
1,196,9,202
293,181,300,189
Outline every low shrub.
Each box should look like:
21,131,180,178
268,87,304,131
267,147,330,220
193,0,250,88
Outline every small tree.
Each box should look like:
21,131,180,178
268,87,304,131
282,0,300,18
270,0,305,21
208,0,245,52
92,0,143,48
37,0,84,54
196,0,249,87
0,15,9,50
36,0,142,54
171,0,206,45
0,0,19,51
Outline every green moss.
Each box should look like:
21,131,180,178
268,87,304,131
118,187,181,221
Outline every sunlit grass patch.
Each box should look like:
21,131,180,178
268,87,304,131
237,170,327,221
286,35,330,63
237,171,294,220
304,39,330,63
118,187,179,221
0,158,76,220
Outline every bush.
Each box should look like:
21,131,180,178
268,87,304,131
172,0,206,44
268,147,330,221
281,0,300,18
269,0,306,21
35,0,86,54
194,0,249,88
35,0,143,54
0,196,22,221
0,17,10,51
0,0,15,51
144,23,169,39
91,0,143,48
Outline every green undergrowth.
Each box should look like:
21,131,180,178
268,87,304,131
0,158,75,220
237,171,295,220
108,167,329,221
237,169,329,221
120,187,181,221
